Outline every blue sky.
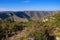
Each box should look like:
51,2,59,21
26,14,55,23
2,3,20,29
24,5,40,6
0,0,60,11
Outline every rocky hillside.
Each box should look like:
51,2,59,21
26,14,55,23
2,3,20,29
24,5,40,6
0,11,55,22
0,11,60,40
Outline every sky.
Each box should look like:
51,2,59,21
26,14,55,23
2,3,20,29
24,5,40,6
0,0,60,11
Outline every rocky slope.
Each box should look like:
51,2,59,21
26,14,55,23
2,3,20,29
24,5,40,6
0,11,55,22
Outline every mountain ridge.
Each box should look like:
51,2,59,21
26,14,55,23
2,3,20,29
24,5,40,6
0,11,56,22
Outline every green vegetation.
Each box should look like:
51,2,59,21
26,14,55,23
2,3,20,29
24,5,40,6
0,18,31,40
0,11,60,40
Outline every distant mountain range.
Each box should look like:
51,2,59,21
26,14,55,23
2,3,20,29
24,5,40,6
0,11,56,22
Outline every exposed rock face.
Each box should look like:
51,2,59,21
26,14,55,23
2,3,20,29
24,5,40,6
56,37,60,40
0,11,55,22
